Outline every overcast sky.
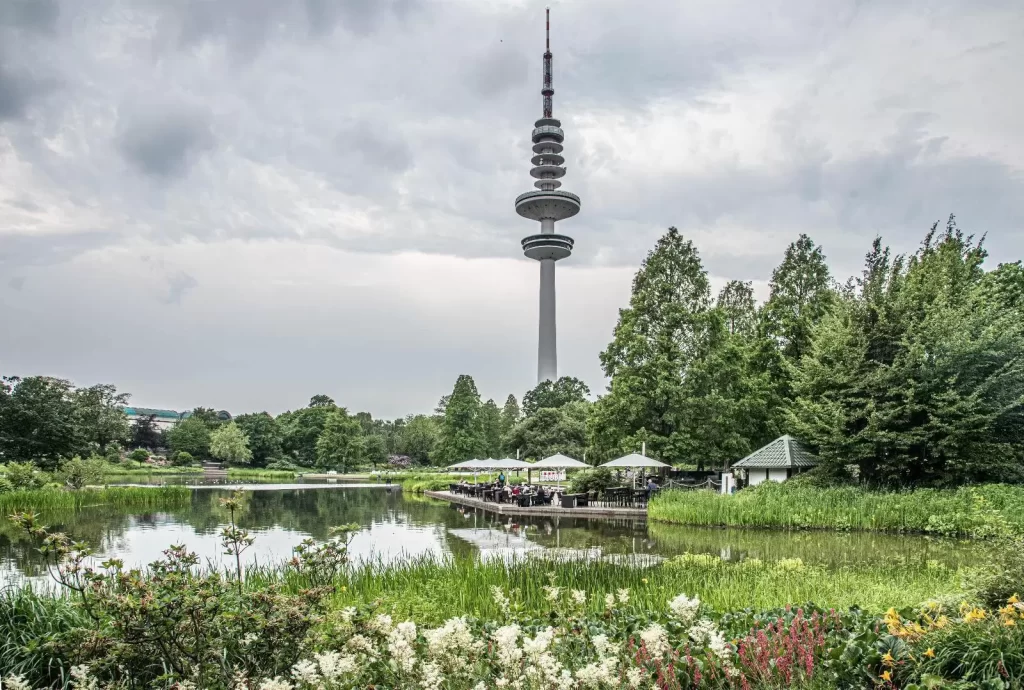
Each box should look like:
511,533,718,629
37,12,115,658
2,0,1022,419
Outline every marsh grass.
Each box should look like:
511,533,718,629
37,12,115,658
649,482,1024,537
226,468,296,479
0,486,192,513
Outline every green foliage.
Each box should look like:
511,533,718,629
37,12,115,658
499,394,521,453
209,421,253,465
278,404,335,467
434,374,485,465
762,233,834,364
308,394,335,408
478,398,503,458
716,279,757,336
649,482,1024,537
507,401,588,461
190,406,231,428
3,461,47,490
315,409,363,472
395,414,439,465
167,416,212,461
0,475,13,494
73,384,130,454
0,485,190,513
567,467,617,494
360,433,388,469
55,456,104,490
973,536,1024,608
129,413,164,450
522,376,590,416
172,450,195,466
0,376,83,470
790,218,1024,486
128,448,149,463
233,412,283,467
591,227,778,468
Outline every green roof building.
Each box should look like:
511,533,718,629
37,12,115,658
731,435,819,486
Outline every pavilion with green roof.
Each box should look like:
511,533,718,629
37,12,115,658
730,435,819,486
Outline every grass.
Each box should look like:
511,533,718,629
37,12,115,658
0,485,192,513
249,552,969,625
101,465,203,476
649,481,1024,537
226,468,296,479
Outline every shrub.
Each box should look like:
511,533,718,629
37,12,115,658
974,536,1024,608
128,448,149,464
172,451,195,467
568,467,618,494
0,476,13,494
56,456,105,490
266,459,300,471
4,461,47,490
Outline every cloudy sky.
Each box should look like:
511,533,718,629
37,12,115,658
1,0,1022,419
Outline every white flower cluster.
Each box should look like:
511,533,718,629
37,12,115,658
639,622,670,658
668,593,701,626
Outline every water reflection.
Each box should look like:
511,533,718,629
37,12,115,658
0,487,981,586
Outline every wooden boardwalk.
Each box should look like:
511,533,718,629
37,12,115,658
424,490,647,519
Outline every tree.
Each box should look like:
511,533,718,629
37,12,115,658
434,374,484,465
167,417,212,460
278,404,335,467
233,412,282,467
129,448,150,467
522,377,590,417
361,434,388,470
316,410,363,472
499,394,521,452
507,401,589,461
592,227,714,462
790,218,1024,486
130,414,163,451
74,384,130,454
762,234,834,364
353,412,375,435
0,376,84,470
190,407,229,429
479,399,503,458
308,394,335,408
396,414,439,465
210,422,253,465
716,280,757,336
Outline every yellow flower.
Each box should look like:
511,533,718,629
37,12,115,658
1009,594,1020,604
964,607,987,623
881,651,895,667
641,578,648,584
881,670,892,682
340,585,347,592
1005,618,1016,627
923,648,935,658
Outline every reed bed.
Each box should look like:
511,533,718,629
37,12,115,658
242,553,967,624
226,468,296,479
649,482,1024,537
0,485,192,513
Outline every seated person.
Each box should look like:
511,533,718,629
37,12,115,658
511,485,522,496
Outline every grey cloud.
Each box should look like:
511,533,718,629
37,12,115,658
0,231,123,269
0,62,45,121
8,276,25,290
162,271,198,304
116,102,214,178
468,48,530,99
0,0,59,33
334,122,412,174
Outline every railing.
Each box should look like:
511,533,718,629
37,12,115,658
532,125,564,140
515,190,580,205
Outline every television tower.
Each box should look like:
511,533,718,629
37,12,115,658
516,8,580,383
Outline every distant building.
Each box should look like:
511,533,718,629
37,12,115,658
123,407,191,430
731,435,819,486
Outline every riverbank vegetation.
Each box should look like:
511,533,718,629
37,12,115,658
2,517,1020,689
650,482,1024,538
0,485,191,513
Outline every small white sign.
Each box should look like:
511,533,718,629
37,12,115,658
539,470,566,482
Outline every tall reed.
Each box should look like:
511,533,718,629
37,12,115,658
649,482,1024,537
0,486,192,513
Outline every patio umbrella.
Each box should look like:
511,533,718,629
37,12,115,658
534,453,589,490
492,458,534,469
446,459,482,470
600,453,671,488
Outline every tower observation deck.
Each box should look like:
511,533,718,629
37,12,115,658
516,8,580,383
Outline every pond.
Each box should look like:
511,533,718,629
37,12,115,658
0,483,981,586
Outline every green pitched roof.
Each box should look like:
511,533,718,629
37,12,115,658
731,435,819,469
123,407,190,420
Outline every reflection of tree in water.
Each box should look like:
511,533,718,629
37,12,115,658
0,488,983,581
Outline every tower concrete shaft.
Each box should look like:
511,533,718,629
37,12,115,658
516,9,580,383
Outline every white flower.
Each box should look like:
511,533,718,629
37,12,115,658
522,627,555,655
604,593,616,610
315,651,357,681
592,633,613,658
388,622,419,673
639,623,670,657
626,667,646,688
3,676,32,690
346,633,376,657
70,665,99,690
571,589,587,607
616,588,630,605
337,606,357,623
370,613,393,632
668,593,701,626
492,624,523,670
258,678,294,690
492,585,512,614
424,616,481,668
396,621,417,643
543,585,562,602
420,661,445,690
291,659,320,685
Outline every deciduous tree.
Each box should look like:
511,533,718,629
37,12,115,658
316,410,363,472
233,413,283,467
522,377,590,417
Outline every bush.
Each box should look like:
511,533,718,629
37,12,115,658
172,451,195,467
56,456,105,490
567,467,618,494
4,461,47,490
128,448,149,464
0,476,13,494
266,459,300,471
974,536,1024,608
